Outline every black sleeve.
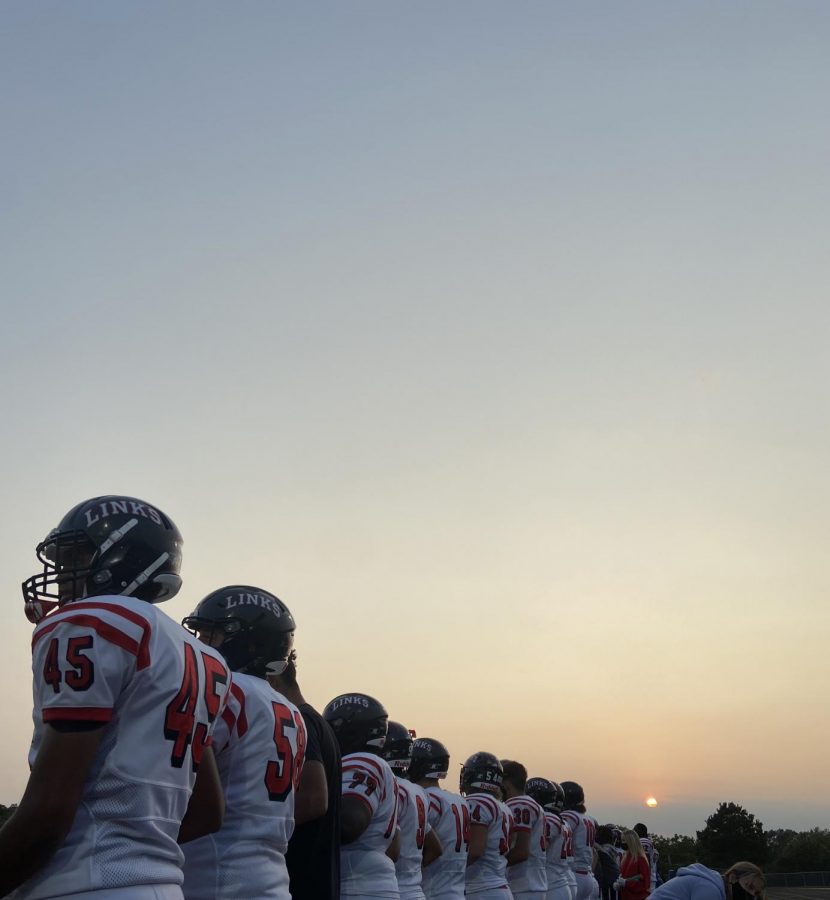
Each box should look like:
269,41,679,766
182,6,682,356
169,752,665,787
301,710,323,764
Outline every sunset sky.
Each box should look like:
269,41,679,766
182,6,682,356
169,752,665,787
2,2,829,838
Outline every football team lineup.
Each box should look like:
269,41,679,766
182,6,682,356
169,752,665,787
0,495,768,900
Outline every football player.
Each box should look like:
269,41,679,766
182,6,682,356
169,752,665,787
383,721,442,900
181,585,307,899
526,779,573,900
560,782,599,900
501,760,547,900
461,752,514,899
408,737,469,900
323,693,400,899
1,495,230,900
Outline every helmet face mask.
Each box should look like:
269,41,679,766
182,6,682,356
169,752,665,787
182,586,295,678
22,496,183,623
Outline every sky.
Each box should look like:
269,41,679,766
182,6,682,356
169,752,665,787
1,2,829,838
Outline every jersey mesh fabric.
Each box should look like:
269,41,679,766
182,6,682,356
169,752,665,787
340,752,399,898
560,812,596,874
395,779,431,899
543,812,573,889
182,674,306,899
506,795,548,894
421,785,468,899
14,597,231,900
464,792,512,894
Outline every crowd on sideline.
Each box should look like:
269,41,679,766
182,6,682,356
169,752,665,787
0,495,768,900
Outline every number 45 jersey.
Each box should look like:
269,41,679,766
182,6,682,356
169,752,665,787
182,672,307,899
16,595,232,900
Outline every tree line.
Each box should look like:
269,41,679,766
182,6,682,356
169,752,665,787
652,802,830,875
2,800,828,873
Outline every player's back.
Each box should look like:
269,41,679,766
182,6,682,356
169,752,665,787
182,673,307,899
340,751,399,898
465,792,512,894
507,794,548,895
16,596,231,900
561,811,596,873
543,812,573,890
422,785,468,900
395,779,430,900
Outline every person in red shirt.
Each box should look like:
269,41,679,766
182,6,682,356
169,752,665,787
616,829,650,900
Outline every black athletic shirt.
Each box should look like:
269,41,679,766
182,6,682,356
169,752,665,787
285,702,342,900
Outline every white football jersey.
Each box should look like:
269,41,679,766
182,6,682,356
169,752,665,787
464,792,512,894
395,778,431,900
14,596,231,900
182,673,307,898
422,785,469,899
507,794,548,894
340,751,399,898
560,811,596,873
543,811,573,888
562,819,577,890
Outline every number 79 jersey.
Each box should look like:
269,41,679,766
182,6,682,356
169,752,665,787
17,596,231,900
339,752,399,898
182,673,307,899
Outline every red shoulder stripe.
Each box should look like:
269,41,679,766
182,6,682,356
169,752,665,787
34,602,152,670
230,683,248,737
34,614,148,669
344,753,387,784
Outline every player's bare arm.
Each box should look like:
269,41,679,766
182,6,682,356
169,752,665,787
385,825,401,862
422,827,443,867
177,745,224,844
507,828,530,865
340,794,372,843
467,821,487,865
294,758,328,825
0,723,104,896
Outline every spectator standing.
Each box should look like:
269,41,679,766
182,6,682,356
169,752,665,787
616,831,650,900
593,826,620,900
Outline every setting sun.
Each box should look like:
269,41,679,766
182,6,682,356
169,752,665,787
646,797,658,808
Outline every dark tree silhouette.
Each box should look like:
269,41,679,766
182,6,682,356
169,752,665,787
697,802,767,868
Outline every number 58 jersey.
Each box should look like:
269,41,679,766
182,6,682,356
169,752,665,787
15,595,231,900
183,673,307,899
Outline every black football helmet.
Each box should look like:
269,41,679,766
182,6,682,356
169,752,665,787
382,720,415,777
548,780,566,812
460,751,503,795
323,693,388,755
408,737,450,783
526,777,559,809
561,780,585,809
22,495,183,623
182,585,295,678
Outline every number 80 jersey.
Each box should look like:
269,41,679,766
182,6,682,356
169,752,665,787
17,596,232,900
